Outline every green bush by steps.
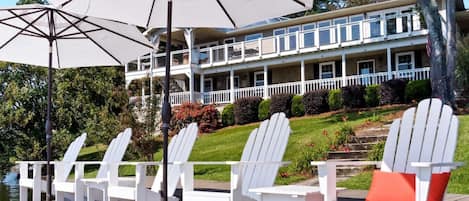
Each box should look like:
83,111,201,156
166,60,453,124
222,104,235,127
365,85,380,107
258,99,271,121
405,79,431,102
291,95,305,117
328,89,343,110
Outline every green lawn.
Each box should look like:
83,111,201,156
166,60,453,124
338,115,469,194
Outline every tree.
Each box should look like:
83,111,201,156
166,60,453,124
16,0,45,5
417,0,456,107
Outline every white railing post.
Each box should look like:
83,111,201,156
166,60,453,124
200,73,205,104
141,79,145,107
258,38,263,58
336,24,342,45
137,56,141,71
224,44,229,63
296,31,300,52
209,47,213,64
301,60,306,94
263,65,268,99
189,71,195,103
230,69,235,103
407,14,412,34
315,28,320,48
387,47,392,80
382,16,387,38
150,52,154,100
124,63,128,73
396,15,403,33
342,53,347,87
241,41,245,61
170,52,174,67
276,35,281,54
359,21,364,42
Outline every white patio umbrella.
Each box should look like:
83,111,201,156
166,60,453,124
50,1,313,200
0,4,153,201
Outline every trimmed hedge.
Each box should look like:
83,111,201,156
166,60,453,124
380,79,408,105
342,85,366,108
234,97,262,125
328,89,343,110
303,90,329,115
270,93,293,117
258,99,271,121
405,79,431,102
365,85,380,107
291,95,305,117
222,104,235,126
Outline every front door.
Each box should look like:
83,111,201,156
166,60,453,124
358,60,374,85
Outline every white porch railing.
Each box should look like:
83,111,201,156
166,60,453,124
234,86,264,100
268,81,301,96
203,90,231,104
346,72,389,86
305,77,343,91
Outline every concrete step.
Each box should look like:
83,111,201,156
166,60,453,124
327,150,369,160
350,135,387,144
346,142,377,151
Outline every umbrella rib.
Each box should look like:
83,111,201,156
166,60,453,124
9,10,48,38
57,10,153,49
292,0,306,7
0,11,48,50
55,16,88,37
57,28,103,38
146,0,157,28
55,11,122,64
0,21,45,37
0,8,44,23
215,0,236,28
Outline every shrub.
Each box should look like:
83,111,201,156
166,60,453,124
270,93,293,117
258,99,271,121
234,97,262,125
221,104,235,127
333,124,355,147
368,141,385,161
342,85,366,108
292,141,329,174
380,79,408,105
365,85,380,107
199,105,221,133
328,89,343,110
291,95,305,117
405,79,431,102
170,102,220,134
303,90,329,115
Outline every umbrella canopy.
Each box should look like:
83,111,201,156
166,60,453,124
50,0,313,28
0,4,152,68
0,4,153,201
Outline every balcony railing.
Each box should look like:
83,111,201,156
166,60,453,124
126,12,425,73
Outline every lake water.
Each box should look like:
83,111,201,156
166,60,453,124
1,172,19,201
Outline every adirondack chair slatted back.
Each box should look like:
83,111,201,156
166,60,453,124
96,128,132,178
151,123,198,195
57,133,87,182
240,113,290,199
381,98,459,174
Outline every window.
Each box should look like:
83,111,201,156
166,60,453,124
357,60,375,85
302,23,315,48
333,18,347,42
226,76,240,89
288,26,300,50
197,42,218,64
319,62,335,79
254,71,265,87
395,52,415,71
401,10,412,32
369,14,381,38
386,12,397,35
274,28,286,51
318,20,331,45
349,15,364,41
204,78,213,92
245,33,263,41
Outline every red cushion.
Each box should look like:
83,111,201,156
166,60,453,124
366,170,450,201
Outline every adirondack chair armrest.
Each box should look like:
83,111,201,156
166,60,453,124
16,161,55,165
186,161,291,166
311,160,382,167
410,162,464,168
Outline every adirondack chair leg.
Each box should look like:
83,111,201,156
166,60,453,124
135,164,147,201
415,167,432,201
230,164,243,201
181,164,194,193
32,164,41,201
75,163,85,201
19,163,28,201
317,163,337,201
55,191,65,201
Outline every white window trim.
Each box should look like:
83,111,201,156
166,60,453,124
226,75,240,89
245,33,263,42
224,37,236,44
287,25,301,50
204,78,213,92
318,20,333,45
319,61,336,79
349,14,364,41
302,23,316,47
395,51,415,71
254,71,265,87
333,17,348,43
356,59,376,75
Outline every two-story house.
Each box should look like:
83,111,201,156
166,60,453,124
125,0,468,106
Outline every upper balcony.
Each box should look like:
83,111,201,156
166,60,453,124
125,11,427,78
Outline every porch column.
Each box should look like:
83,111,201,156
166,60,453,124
263,65,268,99
200,73,205,104
189,70,195,103
150,52,154,99
300,60,306,94
387,47,392,80
141,79,145,106
230,69,235,103
342,53,347,87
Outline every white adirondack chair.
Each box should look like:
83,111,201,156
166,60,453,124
55,128,132,201
182,112,291,201
17,133,87,201
103,123,198,201
311,98,463,201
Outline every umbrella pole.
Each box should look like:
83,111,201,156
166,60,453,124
46,39,53,201
161,0,172,200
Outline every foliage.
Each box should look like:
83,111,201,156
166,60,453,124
380,79,408,105
405,80,432,102
342,85,366,108
456,35,469,91
16,0,45,5
270,93,293,117
234,97,262,125
292,142,328,174
332,123,355,149
258,99,271,121
368,141,385,161
170,102,219,134
221,104,235,127
199,105,221,133
365,85,380,107
328,89,343,110
291,95,305,117
303,90,329,115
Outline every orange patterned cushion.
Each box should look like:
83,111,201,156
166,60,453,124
366,170,450,201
